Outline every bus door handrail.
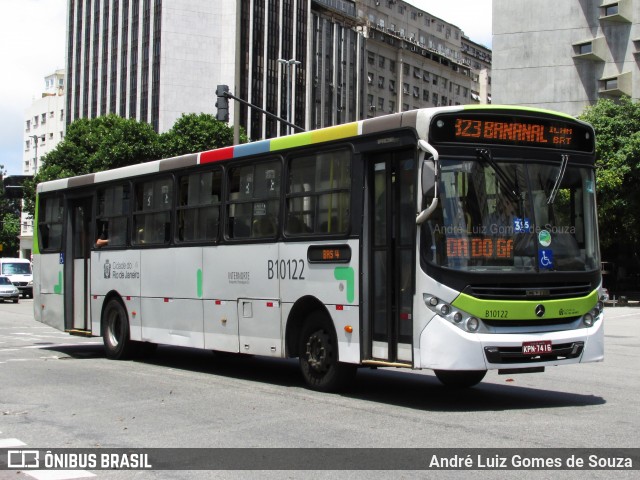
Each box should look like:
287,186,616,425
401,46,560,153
416,140,440,225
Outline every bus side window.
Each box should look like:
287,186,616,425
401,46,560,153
96,184,130,247
227,160,281,240
286,149,351,236
38,195,64,251
133,177,172,245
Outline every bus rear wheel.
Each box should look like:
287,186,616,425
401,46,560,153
102,298,135,360
434,370,486,388
298,311,356,392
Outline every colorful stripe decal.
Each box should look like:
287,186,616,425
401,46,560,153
198,121,361,164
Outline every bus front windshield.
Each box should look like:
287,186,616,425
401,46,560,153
421,156,599,273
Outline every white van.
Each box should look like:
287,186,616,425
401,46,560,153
0,258,33,298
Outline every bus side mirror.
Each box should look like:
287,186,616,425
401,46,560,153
422,159,436,197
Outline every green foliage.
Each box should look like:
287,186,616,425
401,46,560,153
159,113,246,158
0,165,21,256
579,97,640,254
22,113,241,217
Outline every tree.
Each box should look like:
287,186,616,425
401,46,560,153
0,165,21,257
159,113,246,158
23,115,162,217
579,97,640,264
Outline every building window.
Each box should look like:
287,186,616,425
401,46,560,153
389,100,395,113
367,51,375,65
603,4,619,16
367,94,374,107
368,73,374,85
378,76,385,88
603,78,618,90
577,42,592,55
378,56,385,68
389,60,396,72
389,79,396,92
413,67,421,79
413,86,420,98
402,103,409,111
423,89,429,101
403,83,410,94
378,97,384,111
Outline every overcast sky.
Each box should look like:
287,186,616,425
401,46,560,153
0,0,492,176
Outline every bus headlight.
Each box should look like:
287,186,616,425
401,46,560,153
466,317,480,332
583,312,594,327
423,292,485,333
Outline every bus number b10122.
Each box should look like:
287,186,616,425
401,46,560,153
267,259,306,280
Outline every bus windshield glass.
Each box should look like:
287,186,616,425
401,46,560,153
421,157,599,272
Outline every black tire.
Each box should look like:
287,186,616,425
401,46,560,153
299,311,356,392
434,370,486,388
102,297,135,360
13,298,19,304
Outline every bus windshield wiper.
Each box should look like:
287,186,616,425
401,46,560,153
475,148,519,202
547,154,569,205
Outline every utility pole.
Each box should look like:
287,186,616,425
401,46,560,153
29,135,38,173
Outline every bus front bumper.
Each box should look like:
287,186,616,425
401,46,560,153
418,315,604,371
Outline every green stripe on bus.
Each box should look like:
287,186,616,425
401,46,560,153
33,193,40,255
270,132,313,152
452,290,598,320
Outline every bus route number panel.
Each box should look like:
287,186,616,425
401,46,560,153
429,113,595,152
307,245,352,264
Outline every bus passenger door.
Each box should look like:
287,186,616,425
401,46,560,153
64,196,93,333
366,152,415,365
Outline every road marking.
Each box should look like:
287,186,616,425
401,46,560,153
25,471,97,480
0,438,27,447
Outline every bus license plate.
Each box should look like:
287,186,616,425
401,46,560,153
522,340,552,355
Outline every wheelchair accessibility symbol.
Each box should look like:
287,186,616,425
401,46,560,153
539,249,554,269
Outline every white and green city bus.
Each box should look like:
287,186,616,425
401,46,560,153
32,106,604,391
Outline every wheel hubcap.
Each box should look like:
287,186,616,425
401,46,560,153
306,330,331,373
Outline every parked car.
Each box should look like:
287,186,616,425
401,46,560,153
0,258,33,298
0,276,20,303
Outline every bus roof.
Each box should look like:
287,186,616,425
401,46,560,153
36,105,584,193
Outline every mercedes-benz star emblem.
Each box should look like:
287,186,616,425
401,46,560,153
535,304,546,317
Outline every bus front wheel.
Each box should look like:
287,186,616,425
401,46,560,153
434,369,486,388
102,298,135,360
299,312,356,392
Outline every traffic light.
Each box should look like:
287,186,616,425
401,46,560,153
2,175,32,199
216,85,229,122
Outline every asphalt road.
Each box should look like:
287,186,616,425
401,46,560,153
0,299,638,480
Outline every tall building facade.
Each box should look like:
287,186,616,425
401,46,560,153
64,0,490,140
359,0,491,118
493,0,640,116
21,70,67,259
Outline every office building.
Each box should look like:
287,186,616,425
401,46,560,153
493,0,639,116
64,0,490,139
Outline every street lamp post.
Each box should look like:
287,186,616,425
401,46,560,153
278,58,301,135
29,135,38,173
